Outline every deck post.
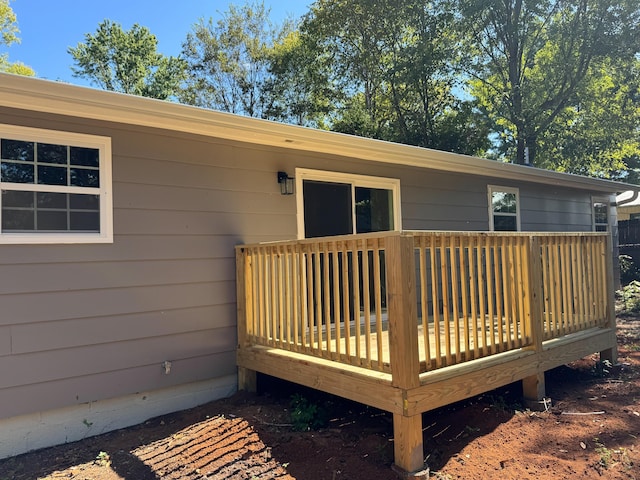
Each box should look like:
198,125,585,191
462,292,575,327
386,233,420,389
600,233,618,364
236,247,257,392
523,236,547,407
391,413,429,479
386,233,425,476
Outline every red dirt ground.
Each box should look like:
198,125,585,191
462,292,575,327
1,316,638,480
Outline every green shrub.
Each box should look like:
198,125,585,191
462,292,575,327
289,394,328,431
617,279,640,313
620,254,640,285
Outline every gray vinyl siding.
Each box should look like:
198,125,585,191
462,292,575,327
401,171,489,230
0,109,285,418
519,185,593,231
0,106,600,420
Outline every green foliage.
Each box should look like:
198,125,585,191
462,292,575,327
620,255,640,286
0,58,33,75
68,20,186,99
94,451,111,467
536,58,640,180
181,1,293,117
0,0,34,76
265,29,334,127
617,280,640,313
0,0,18,47
289,393,328,431
51,0,639,179
300,0,490,155
461,0,640,167
594,438,612,469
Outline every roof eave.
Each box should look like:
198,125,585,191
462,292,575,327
0,73,633,194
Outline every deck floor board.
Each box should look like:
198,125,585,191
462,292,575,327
257,312,598,373
256,314,529,373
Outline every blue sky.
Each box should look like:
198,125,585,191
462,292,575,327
7,0,309,85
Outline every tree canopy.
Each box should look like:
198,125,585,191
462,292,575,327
297,0,490,155
459,0,640,167
537,57,640,182
68,20,186,99
0,0,34,75
62,0,640,182
180,1,292,118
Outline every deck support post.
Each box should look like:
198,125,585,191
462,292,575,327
391,413,429,479
522,372,546,409
238,367,257,392
236,247,257,392
386,234,420,390
599,346,617,365
523,236,548,410
601,233,618,364
386,234,426,476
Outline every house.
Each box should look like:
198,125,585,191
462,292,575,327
617,191,640,222
0,73,635,476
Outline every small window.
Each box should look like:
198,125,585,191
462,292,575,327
592,197,609,232
0,125,112,244
488,185,520,231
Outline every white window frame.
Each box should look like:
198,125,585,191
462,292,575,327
295,168,402,239
488,185,521,231
592,195,610,232
0,124,113,244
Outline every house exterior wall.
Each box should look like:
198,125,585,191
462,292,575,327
619,205,640,221
400,170,594,232
0,106,600,455
0,107,296,424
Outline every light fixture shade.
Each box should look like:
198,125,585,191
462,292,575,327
277,171,294,195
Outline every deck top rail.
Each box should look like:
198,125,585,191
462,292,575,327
236,231,614,387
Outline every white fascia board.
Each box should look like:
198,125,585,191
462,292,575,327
0,73,635,194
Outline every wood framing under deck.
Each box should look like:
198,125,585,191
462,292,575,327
236,231,617,477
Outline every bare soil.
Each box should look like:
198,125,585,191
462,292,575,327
1,316,639,480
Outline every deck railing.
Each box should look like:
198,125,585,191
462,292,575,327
236,231,613,381
236,233,393,372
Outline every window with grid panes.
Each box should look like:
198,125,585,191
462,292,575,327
0,125,112,243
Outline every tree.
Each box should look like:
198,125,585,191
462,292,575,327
459,0,640,165
263,29,334,127
299,0,490,155
180,1,292,118
537,58,640,182
0,0,34,75
68,20,186,99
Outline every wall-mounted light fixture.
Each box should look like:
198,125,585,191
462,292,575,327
277,171,294,195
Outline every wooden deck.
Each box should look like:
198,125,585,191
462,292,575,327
235,231,616,477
